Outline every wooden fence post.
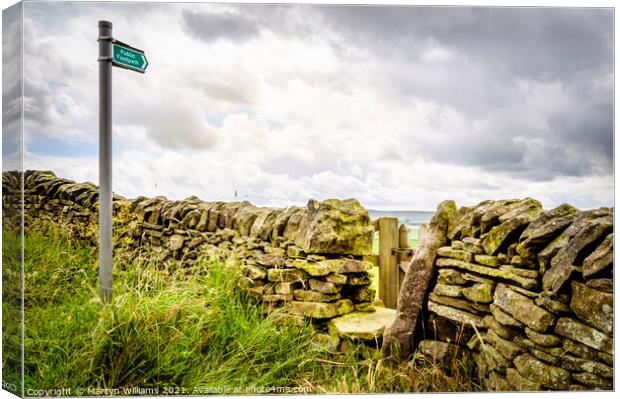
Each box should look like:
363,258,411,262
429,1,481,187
378,217,399,309
398,224,409,294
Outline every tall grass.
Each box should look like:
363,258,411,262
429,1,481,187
5,229,479,394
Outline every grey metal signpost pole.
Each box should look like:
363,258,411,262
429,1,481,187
98,20,113,303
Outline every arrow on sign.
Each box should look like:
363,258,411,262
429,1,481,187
112,42,148,73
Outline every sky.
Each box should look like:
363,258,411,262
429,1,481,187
2,1,614,211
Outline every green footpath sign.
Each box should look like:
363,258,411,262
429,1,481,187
112,43,148,73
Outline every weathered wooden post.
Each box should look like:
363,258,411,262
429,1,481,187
378,217,399,309
397,224,409,294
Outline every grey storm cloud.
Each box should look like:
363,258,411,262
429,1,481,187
181,9,260,43
299,6,613,181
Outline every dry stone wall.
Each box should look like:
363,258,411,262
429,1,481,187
416,198,613,391
2,170,376,322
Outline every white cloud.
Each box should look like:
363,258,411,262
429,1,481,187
17,2,613,212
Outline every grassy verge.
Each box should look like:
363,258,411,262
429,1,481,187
5,229,478,394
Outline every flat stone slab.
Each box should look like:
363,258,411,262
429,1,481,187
328,307,397,341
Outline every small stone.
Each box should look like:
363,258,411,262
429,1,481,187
529,347,559,364
286,245,305,258
479,344,511,372
242,264,267,280
509,255,531,268
287,299,354,319
524,327,561,347
309,279,341,294
262,294,293,303
311,333,340,351
437,246,474,262
570,281,612,335
255,253,285,268
324,273,347,285
474,254,500,267
436,258,538,289
437,269,466,285
462,282,494,303
582,233,613,278
562,338,600,362
291,259,330,276
431,293,486,315
499,265,539,279
554,317,613,355
354,302,375,312
267,268,305,283
535,296,571,315
169,234,185,251
433,284,463,297
597,351,613,366
571,372,612,390
293,289,340,303
274,282,295,295
427,301,485,328
485,329,522,360
350,286,376,302
418,340,460,363
490,304,524,328
559,354,613,379
493,284,554,332
320,258,373,274
346,273,371,286
461,237,485,254
450,240,465,250
513,353,571,390
483,316,519,340
506,368,543,391
504,285,538,298
585,278,613,293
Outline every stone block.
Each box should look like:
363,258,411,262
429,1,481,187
513,353,571,390
582,233,613,277
506,368,543,391
570,281,612,335
524,327,561,348
493,284,554,332
293,289,340,303
328,307,396,341
309,278,341,294
436,258,538,289
554,317,613,355
474,254,500,267
433,284,463,298
418,340,460,363
267,268,305,283
291,259,330,276
462,282,494,303
287,299,354,319
427,301,485,328
437,246,474,262
294,198,373,255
